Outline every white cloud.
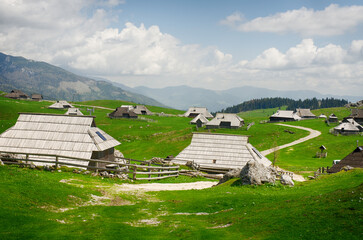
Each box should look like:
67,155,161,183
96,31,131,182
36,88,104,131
221,4,363,36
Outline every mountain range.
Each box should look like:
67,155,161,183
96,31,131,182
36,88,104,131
0,52,164,107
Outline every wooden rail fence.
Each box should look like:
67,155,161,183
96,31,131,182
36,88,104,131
0,151,179,181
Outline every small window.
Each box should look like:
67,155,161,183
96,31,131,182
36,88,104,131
213,159,217,164
96,131,107,141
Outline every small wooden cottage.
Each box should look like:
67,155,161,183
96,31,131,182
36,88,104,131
333,119,363,135
206,113,244,129
5,90,28,99
328,146,363,173
183,107,213,118
328,114,338,122
65,108,83,116
109,107,138,119
346,109,363,125
31,94,43,101
296,108,317,119
269,110,301,122
173,133,271,170
48,101,74,109
318,114,327,119
190,114,209,128
0,113,120,168
133,105,153,115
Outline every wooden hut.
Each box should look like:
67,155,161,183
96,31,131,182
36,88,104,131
109,107,137,119
65,108,83,116
5,90,28,99
328,146,363,173
183,107,213,118
328,114,338,122
0,113,120,168
190,114,209,128
133,105,153,115
346,109,363,125
31,94,43,101
269,110,301,122
173,133,271,171
206,113,244,129
333,119,363,135
318,114,327,119
296,108,317,119
48,101,74,109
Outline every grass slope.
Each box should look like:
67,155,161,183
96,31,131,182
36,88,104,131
0,165,361,239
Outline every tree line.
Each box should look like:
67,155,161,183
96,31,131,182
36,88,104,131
220,97,348,113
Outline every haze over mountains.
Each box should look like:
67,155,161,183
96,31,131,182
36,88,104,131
0,52,360,112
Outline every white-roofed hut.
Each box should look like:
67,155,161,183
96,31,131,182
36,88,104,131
65,108,83,116
133,105,153,115
0,113,120,168
333,119,363,135
328,114,338,122
296,108,317,119
173,133,271,172
206,113,244,129
48,101,74,109
190,114,209,128
183,107,213,118
269,110,301,122
318,114,327,119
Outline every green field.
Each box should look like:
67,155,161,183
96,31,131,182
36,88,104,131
0,96,362,239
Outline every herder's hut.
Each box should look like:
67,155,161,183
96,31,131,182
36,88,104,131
31,94,43,101
133,105,153,115
183,107,213,118
296,108,317,119
65,108,83,116
333,119,363,135
109,107,137,119
173,133,271,171
345,109,363,125
328,146,363,173
318,114,327,119
328,114,338,122
5,90,28,100
269,110,301,122
206,113,244,129
0,113,120,168
190,114,209,128
48,101,74,109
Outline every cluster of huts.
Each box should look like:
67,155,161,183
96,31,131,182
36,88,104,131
108,105,153,119
185,107,244,129
4,89,43,101
333,109,363,135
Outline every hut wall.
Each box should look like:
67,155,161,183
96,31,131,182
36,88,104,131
89,148,115,168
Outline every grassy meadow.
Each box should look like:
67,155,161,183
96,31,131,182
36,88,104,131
0,95,362,239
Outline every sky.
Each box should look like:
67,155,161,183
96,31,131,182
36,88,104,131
0,0,363,96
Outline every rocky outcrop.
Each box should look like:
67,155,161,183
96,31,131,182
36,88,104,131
240,160,277,185
218,168,241,185
280,174,294,186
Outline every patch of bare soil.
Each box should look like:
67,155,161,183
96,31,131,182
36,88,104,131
113,181,217,192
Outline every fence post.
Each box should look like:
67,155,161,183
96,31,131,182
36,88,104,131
25,154,29,166
148,162,151,181
55,156,59,169
133,165,137,180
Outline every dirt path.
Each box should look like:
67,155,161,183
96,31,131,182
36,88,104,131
261,123,321,156
113,181,217,192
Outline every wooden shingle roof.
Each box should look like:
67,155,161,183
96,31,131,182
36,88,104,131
328,146,363,173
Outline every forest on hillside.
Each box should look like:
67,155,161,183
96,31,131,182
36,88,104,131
221,97,348,113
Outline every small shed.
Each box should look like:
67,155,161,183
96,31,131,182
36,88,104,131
296,108,317,119
333,119,363,135
328,114,338,122
31,94,43,101
318,114,327,119
190,114,209,128
0,113,120,168
206,113,244,129
328,146,363,173
183,107,213,118
269,110,301,122
48,101,74,109
65,108,84,116
5,90,28,99
109,107,138,119
173,133,271,170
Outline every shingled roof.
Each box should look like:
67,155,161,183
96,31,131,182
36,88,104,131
0,113,120,167
173,133,271,170
183,107,213,118
328,146,363,173
296,108,316,118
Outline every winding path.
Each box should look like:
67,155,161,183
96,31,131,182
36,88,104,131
261,123,321,156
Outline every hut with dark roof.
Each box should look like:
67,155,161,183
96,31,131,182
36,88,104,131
0,113,120,168
328,146,363,173
109,107,137,119
5,90,28,100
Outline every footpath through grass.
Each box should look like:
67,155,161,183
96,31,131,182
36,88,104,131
0,165,361,239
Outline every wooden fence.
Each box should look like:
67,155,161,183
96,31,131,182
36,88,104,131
0,150,179,181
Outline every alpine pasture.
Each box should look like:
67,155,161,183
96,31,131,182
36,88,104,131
0,94,362,239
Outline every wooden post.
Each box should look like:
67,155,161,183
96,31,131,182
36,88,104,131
25,154,29,165
133,165,137,180
148,162,151,181
55,156,59,169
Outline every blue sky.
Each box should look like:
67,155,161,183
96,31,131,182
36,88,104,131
1,0,363,96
